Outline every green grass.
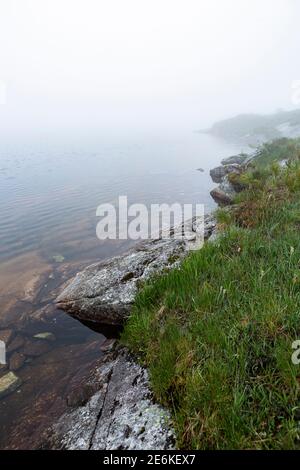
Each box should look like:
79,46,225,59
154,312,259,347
122,139,300,449
253,138,300,168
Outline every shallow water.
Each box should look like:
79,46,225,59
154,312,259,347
0,130,244,448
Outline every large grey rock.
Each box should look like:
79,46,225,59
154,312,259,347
210,152,255,206
56,238,186,326
56,217,215,327
42,348,175,450
210,164,242,183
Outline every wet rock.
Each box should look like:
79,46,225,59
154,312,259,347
210,187,234,206
33,332,56,342
0,329,14,345
53,255,65,263
42,348,174,450
66,383,99,408
22,340,51,357
210,164,242,183
100,338,117,353
0,372,22,399
193,213,216,239
209,152,253,207
9,352,26,371
7,335,25,353
30,304,58,323
56,238,187,327
56,217,216,328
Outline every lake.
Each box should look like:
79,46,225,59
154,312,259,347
0,129,244,448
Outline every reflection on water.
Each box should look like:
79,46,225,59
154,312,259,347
0,131,244,448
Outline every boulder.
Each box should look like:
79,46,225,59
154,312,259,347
0,372,22,399
56,217,216,327
210,164,242,183
0,329,14,345
210,187,234,206
56,238,187,327
9,352,26,371
7,335,25,353
33,332,56,342
42,348,175,450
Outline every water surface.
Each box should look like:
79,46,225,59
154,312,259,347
0,130,244,448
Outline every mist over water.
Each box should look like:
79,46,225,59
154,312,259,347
1,0,300,450
1,0,300,138
0,131,243,263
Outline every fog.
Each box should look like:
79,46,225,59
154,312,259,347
0,0,300,136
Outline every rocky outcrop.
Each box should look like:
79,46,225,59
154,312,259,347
56,216,216,327
210,152,255,206
210,163,242,184
49,213,218,450
42,347,175,450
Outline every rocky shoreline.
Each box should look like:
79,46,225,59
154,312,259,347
209,152,256,206
40,154,252,450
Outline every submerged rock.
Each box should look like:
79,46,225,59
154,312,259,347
42,348,175,450
7,335,25,353
22,339,51,357
0,372,22,399
0,329,14,345
9,352,26,371
33,332,56,342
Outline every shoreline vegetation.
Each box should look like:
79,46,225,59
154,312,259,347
122,137,300,449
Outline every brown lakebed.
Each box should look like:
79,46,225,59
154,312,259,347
0,250,109,449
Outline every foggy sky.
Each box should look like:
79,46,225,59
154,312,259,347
1,0,300,136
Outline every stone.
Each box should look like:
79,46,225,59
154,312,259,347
0,372,22,399
56,217,217,328
66,383,99,408
0,329,14,345
210,187,234,206
7,335,25,353
100,338,117,353
33,332,56,342
56,238,187,327
53,255,65,263
42,349,175,450
22,340,51,357
210,164,242,183
9,352,26,371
